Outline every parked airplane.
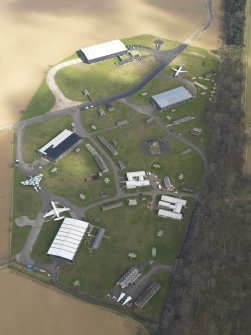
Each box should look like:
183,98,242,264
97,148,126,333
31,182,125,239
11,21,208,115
20,174,43,192
43,201,70,221
172,65,187,77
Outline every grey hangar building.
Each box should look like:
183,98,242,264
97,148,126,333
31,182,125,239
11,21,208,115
151,86,193,110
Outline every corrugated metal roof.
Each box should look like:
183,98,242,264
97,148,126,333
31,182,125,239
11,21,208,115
81,40,127,61
47,218,89,262
151,86,193,109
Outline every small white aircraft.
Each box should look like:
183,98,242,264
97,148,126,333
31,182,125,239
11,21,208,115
172,65,187,77
21,174,43,192
43,201,70,221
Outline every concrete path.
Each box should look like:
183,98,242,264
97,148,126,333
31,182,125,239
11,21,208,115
46,58,82,110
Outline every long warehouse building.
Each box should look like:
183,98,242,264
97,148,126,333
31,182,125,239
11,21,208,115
79,40,127,64
151,86,193,110
47,218,89,262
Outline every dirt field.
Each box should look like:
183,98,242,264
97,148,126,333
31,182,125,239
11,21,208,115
0,269,144,335
0,0,223,333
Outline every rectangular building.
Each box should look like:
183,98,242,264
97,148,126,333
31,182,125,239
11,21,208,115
151,87,193,110
161,195,187,206
126,171,150,189
158,209,182,220
91,228,106,251
38,129,81,161
117,267,141,289
97,135,118,156
134,282,161,308
172,115,194,126
80,40,127,64
47,218,89,262
85,143,109,173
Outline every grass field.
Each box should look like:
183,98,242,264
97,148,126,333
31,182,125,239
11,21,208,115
11,224,31,256
55,56,155,102
23,115,72,163
58,197,195,316
122,34,179,50
80,101,136,132
31,218,61,264
21,79,55,121
41,141,116,207
11,168,40,256
95,114,204,191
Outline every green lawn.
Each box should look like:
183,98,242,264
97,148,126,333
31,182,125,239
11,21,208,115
23,115,72,164
21,79,55,120
41,142,116,207
80,101,136,132
12,168,40,220
11,168,40,256
58,196,195,304
11,224,31,256
55,56,155,102
96,114,204,190
31,219,62,264
122,34,179,49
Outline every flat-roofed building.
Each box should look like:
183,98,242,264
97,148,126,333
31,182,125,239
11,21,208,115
97,135,118,156
151,86,193,110
163,176,173,190
191,127,202,136
85,143,109,173
117,267,141,289
38,129,81,161
91,228,106,251
102,200,123,211
134,282,161,308
80,40,127,64
158,209,182,220
126,171,150,189
117,160,126,170
47,218,89,262
173,115,194,126
161,195,187,206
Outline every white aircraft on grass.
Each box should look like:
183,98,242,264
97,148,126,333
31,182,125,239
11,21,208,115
43,201,70,221
20,174,43,192
172,65,187,77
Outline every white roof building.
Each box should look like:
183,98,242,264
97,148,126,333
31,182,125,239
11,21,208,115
126,171,150,189
80,40,127,63
158,196,187,221
161,195,187,206
158,209,182,220
47,218,89,262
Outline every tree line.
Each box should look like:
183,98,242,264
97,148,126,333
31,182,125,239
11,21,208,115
158,0,251,334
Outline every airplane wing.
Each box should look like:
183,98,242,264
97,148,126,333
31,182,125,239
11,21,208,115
171,68,178,72
43,210,55,218
57,207,70,215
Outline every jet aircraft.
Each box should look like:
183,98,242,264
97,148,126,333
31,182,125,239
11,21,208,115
43,201,70,221
172,65,187,77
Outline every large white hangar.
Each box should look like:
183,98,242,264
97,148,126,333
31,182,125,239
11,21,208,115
47,218,89,262
80,39,127,64
151,86,193,110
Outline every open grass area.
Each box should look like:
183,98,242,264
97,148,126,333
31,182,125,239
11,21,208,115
80,101,136,132
11,168,40,256
122,34,179,50
55,56,155,102
58,197,195,311
12,168,40,220
21,79,55,120
11,224,31,256
165,45,220,79
23,115,72,163
31,218,61,264
41,142,116,207
97,114,204,191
